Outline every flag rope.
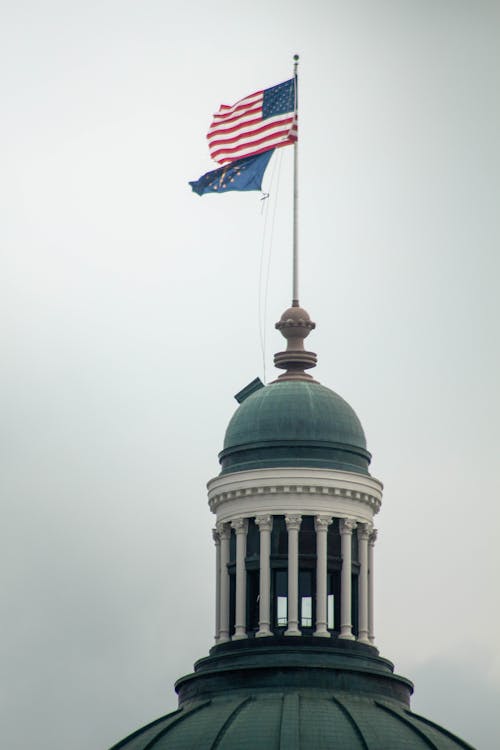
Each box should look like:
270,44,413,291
258,149,283,382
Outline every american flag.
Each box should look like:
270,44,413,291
207,78,297,165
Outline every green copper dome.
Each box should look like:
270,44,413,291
219,380,371,476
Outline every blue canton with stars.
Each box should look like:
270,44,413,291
262,78,295,120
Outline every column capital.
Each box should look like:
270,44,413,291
216,521,231,541
357,522,373,541
212,528,220,545
255,514,273,532
340,517,357,535
369,528,378,546
285,513,302,532
231,517,248,535
314,514,333,532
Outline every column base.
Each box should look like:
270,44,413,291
232,631,248,641
313,628,331,638
338,630,355,640
256,628,273,638
284,627,301,637
357,633,371,645
217,634,230,644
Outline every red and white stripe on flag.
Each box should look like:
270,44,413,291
207,88,297,165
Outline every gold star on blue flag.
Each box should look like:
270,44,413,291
189,150,274,196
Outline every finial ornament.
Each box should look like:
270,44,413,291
273,304,318,382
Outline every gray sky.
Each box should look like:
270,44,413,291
1,2,499,749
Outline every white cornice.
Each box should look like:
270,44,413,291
207,467,383,521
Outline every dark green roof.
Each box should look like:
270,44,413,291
111,695,475,750
219,380,371,476
110,639,475,750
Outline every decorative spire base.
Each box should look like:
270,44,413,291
273,305,318,382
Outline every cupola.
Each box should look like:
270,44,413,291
209,305,381,643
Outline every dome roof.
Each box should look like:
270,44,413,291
110,639,474,750
219,380,371,476
111,693,473,750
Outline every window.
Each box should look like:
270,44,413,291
277,596,288,626
247,570,260,632
299,570,313,628
351,574,359,636
229,567,236,634
301,595,312,628
327,572,340,632
246,518,260,559
299,515,316,556
274,570,288,627
327,594,334,630
271,516,288,555
327,518,341,558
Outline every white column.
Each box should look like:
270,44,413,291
314,515,332,637
255,514,273,638
212,528,221,643
357,523,371,644
285,513,302,636
231,517,248,640
217,521,231,643
368,528,377,644
339,518,357,639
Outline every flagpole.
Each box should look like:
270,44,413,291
292,54,299,307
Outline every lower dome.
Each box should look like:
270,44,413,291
110,639,474,749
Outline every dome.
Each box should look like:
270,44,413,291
219,380,371,476
111,639,474,750
111,694,472,750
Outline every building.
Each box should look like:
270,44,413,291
110,303,475,749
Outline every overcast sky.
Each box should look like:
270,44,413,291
2,2,499,749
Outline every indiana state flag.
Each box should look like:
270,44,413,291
189,149,274,196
